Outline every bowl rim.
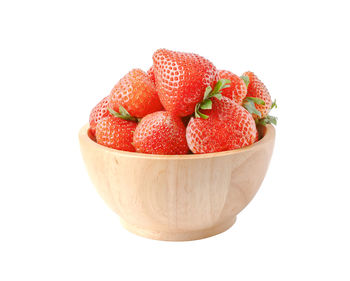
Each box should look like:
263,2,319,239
79,123,275,160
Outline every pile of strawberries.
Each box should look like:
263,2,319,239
89,49,277,155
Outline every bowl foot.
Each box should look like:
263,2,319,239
120,217,236,241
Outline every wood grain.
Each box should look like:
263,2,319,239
79,124,275,241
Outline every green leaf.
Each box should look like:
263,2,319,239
212,79,231,95
200,99,212,110
271,99,277,109
240,75,250,88
203,86,212,100
257,115,278,126
119,105,131,117
195,103,209,119
194,79,231,119
195,103,201,118
108,107,137,122
197,111,209,119
267,115,278,125
108,108,119,117
220,78,231,85
211,93,222,100
243,100,262,118
212,80,224,94
245,96,265,105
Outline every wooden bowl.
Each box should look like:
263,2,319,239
79,124,275,241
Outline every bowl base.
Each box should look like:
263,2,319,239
120,217,237,241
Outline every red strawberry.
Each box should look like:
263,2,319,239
242,71,272,119
186,97,257,154
95,108,138,152
152,49,218,116
133,111,189,155
108,69,163,118
147,66,155,84
217,70,247,105
89,96,110,136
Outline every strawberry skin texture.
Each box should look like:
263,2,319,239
147,66,155,84
89,96,110,136
95,115,137,152
133,111,189,155
186,97,257,154
243,71,272,118
108,69,163,118
218,70,247,105
153,49,218,117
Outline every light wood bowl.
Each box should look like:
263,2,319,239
79,124,275,241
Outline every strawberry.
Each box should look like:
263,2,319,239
152,49,218,117
186,96,257,154
108,69,163,118
147,66,155,84
242,71,272,119
95,107,138,152
133,111,189,155
89,96,110,136
218,70,247,105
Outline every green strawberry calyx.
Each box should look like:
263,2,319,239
241,74,269,120
242,97,265,118
240,75,250,88
256,115,278,126
256,99,278,126
195,79,231,119
271,99,277,109
108,106,138,122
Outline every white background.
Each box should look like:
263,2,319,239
1,0,349,280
